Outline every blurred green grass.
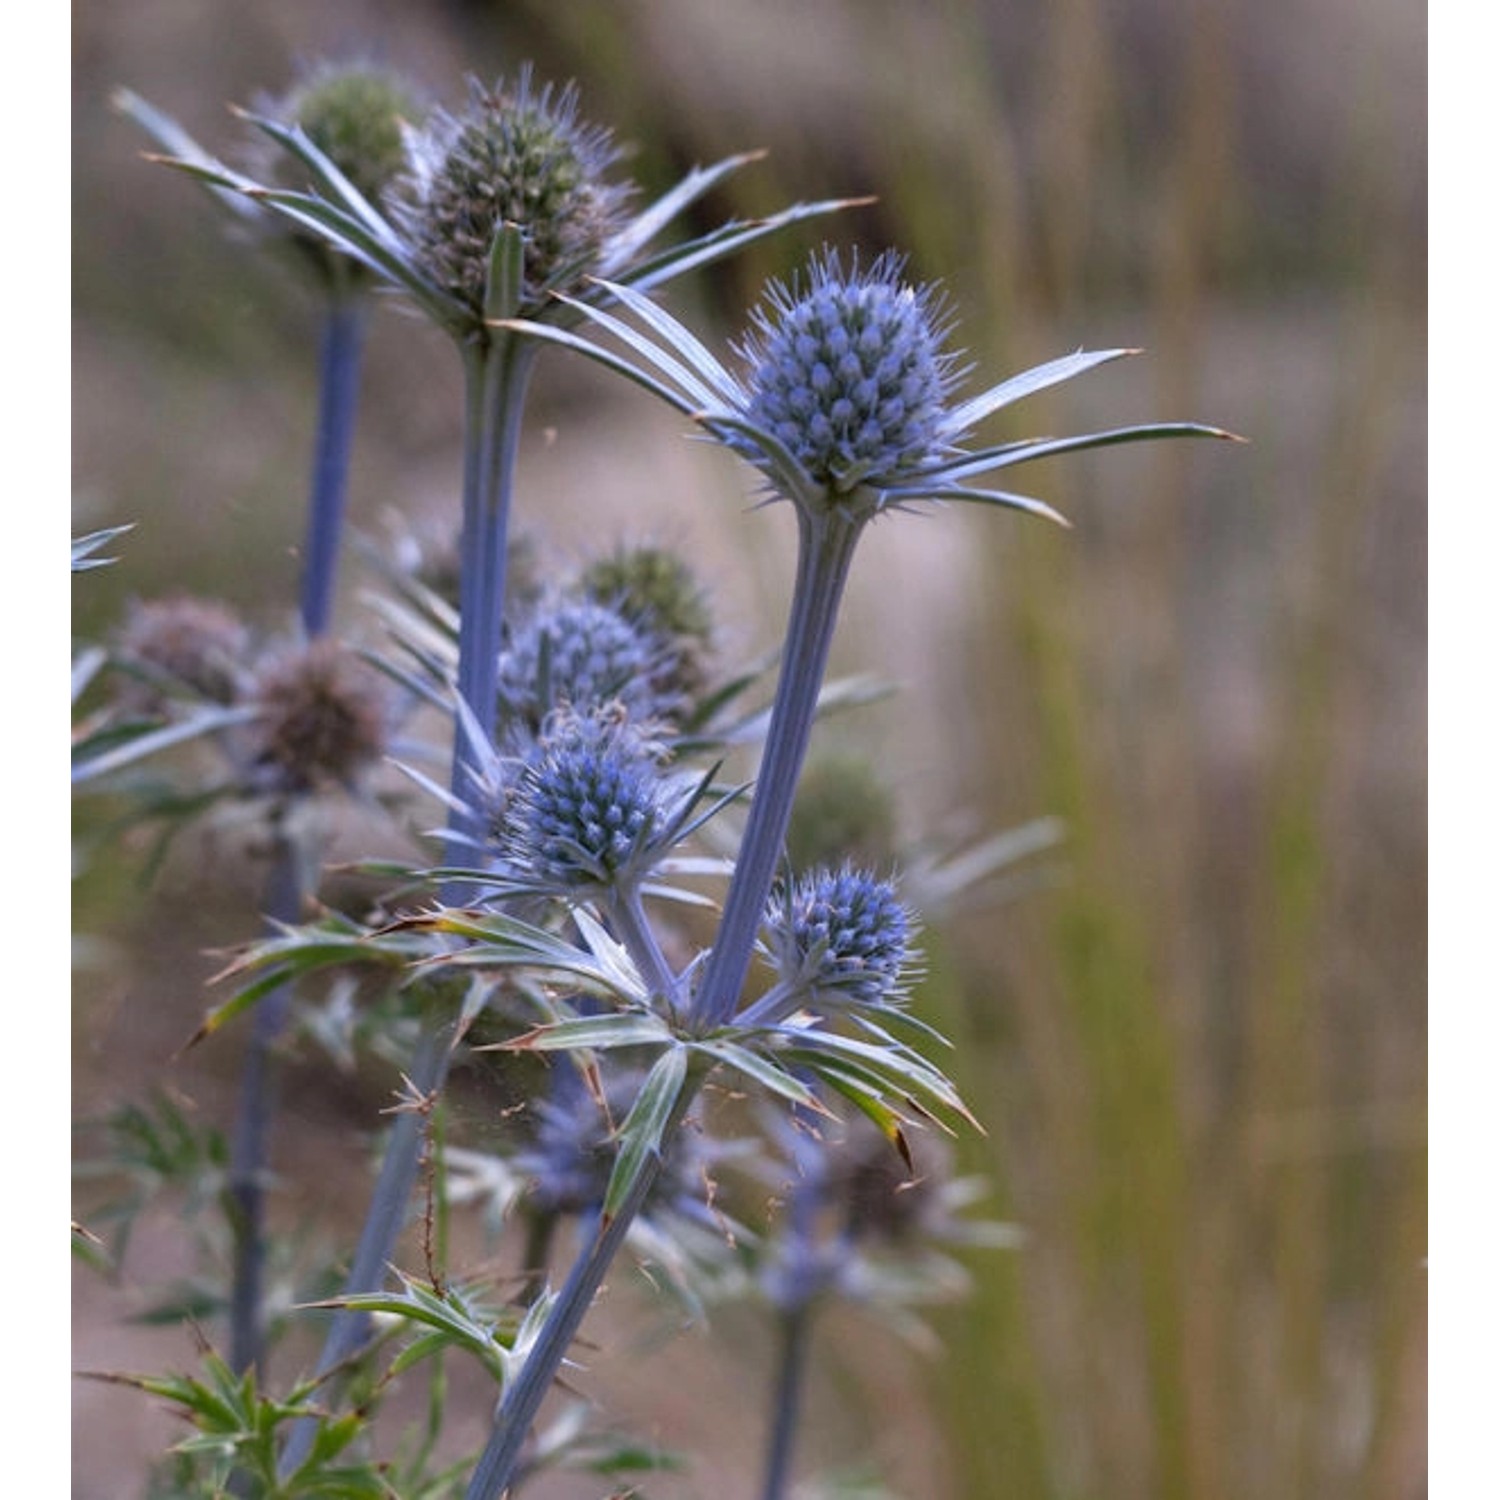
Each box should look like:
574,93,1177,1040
73,1,1424,1496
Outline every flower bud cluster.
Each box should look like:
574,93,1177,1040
498,596,677,732
275,62,419,205
109,596,391,801
112,594,251,716
786,752,898,872
578,544,715,708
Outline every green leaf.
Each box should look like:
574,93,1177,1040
689,1038,825,1110
189,919,426,1049
393,908,646,1003
307,1272,516,1387
602,1044,688,1223
480,1012,674,1054
811,1070,915,1169
773,1026,979,1130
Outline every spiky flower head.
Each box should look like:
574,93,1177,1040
236,61,422,289
787,752,899,871
738,249,962,497
499,709,669,895
112,595,250,716
392,68,630,317
577,544,715,707
763,865,914,1008
274,62,418,204
827,1117,952,1246
242,638,388,794
498,597,670,732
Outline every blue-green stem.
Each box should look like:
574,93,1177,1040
607,885,682,1015
228,295,368,1378
298,294,369,638
761,1304,817,1500
691,506,864,1030
463,507,866,1500
227,820,304,1375
450,336,537,848
465,1070,697,1500
281,333,535,1473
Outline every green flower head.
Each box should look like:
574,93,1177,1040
275,61,420,204
391,68,631,316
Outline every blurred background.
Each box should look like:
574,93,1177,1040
72,1,1425,1496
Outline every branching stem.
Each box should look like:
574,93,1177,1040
227,820,305,1376
281,332,535,1474
462,508,867,1500
691,508,864,1030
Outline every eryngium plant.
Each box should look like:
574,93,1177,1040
134,69,866,1462
95,46,1241,1498
422,249,1236,1497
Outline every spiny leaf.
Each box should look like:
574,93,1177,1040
602,1044,688,1223
477,1012,674,1054
688,1038,826,1110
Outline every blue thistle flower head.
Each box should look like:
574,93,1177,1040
738,249,962,496
501,250,1235,533
500,709,668,895
763,864,915,1009
498,597,671,731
